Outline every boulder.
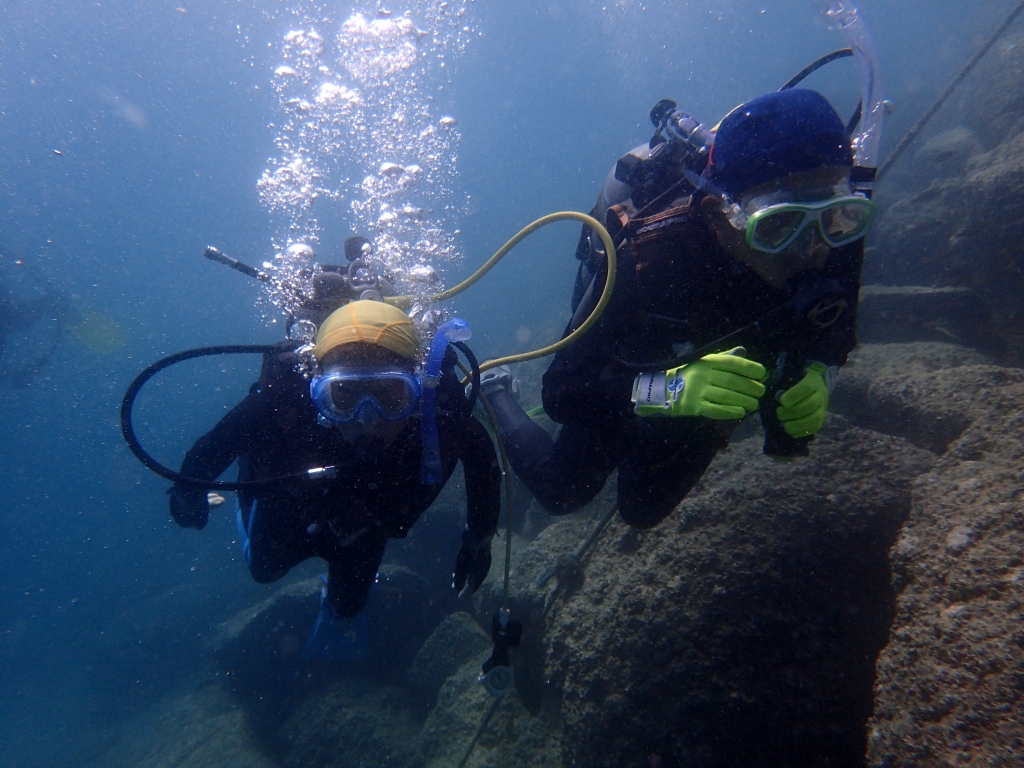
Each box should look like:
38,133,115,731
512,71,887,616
279,677,422,768
545,422,934,767
913,127,982,180
208,560,449,739
865,365,1024,766
415,651,563,768
855,286,983,347
867,127,1024,363
952,32,1024,150
469,482,618,716
415,650,501,768
406,611,491,706
83,685,276,768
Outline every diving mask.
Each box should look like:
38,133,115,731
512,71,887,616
310,367,422,425
726,188,876,255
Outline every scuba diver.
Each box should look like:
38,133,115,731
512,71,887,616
1,247,127,385
483,82,879,529
0,250,66,384
140,241,500,657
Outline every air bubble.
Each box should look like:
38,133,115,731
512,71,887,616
258,1,477,328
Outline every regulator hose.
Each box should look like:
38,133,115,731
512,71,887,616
387,211,617,372
120,345,334,491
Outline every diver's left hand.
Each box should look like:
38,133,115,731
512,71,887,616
453,529,492,598
168,484,209,529
775,362,836,438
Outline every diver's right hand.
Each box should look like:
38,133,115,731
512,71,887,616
168,485,209,530
632,347,766,420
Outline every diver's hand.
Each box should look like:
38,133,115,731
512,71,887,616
168,485,209,530
632,347,766,420
453,528,492,598
776,362,835,438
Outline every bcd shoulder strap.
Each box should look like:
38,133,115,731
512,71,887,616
614,195,708,317
258,342,305,395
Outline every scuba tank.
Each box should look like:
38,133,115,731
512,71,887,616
283,236,396,339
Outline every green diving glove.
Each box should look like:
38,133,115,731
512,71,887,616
775,362,837,438
632,347,767,420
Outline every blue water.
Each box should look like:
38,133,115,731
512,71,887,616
0,1,1013,765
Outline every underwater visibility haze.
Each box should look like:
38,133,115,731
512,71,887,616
2,0,1023,766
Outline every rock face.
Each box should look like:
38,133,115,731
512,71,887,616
913,127,983,179
415,651,563,768
869,131,1024,300
866,34,1024,364
951,33,1024,152
84,685,276,768
545,420,934,767
525,344,1024,767
406,611,491,706
278,677,422,768
863,365,1024,766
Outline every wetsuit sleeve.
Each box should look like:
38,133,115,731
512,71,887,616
179,386,266,482
460,415,501,539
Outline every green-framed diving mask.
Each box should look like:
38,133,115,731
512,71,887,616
727,193,877,255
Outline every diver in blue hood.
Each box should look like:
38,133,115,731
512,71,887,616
484,84,877,528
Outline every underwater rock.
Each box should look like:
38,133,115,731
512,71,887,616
470,498,617,716
855,285,983,347
544,423,933,767
913,126,982,179
840,340,991,379
831,342,994,453
840,361,1024,455
279,676,422,768
868,124,1024,364
953,32,1024,149
865,366,1024,767
366,564,451,679
83,685,275,768
414,650,564,768
415,650,497,767
211,577,321,667
207,561,446,739
406,611,490,706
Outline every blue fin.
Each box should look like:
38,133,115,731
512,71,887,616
302,587,369,661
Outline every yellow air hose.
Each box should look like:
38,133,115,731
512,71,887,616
386,211,617,372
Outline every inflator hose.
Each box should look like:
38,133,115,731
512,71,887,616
387,212,618,373
122,342,483,490
120,345,324,490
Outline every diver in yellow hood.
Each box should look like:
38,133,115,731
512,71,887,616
167,298,500,658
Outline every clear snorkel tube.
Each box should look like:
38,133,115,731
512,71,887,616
818,0,885,197
420,317,472,485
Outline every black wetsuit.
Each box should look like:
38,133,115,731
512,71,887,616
491,146,862,528
180,344,501,617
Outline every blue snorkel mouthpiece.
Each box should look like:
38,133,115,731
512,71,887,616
420,317,472,485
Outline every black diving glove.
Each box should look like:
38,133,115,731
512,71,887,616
168,485,209,530
453,528,493,598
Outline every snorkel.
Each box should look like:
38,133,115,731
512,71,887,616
819,0,885,197
420,317,473,484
